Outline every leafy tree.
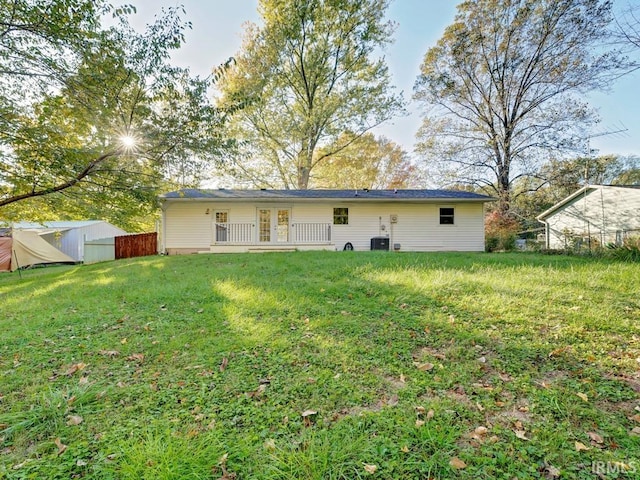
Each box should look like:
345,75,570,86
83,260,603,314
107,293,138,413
0,1,228,229
217,0,404,189
414,0,627,214
312,133,420,189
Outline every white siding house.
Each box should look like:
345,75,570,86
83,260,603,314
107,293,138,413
12,221,128,262
159,189,493,254
536,185,640,249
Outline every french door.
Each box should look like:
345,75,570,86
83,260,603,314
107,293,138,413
258,208,290,243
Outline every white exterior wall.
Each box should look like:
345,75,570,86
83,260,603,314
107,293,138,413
163,200,486,253
163,201,214,253
40,222,127,261
544,187,640,249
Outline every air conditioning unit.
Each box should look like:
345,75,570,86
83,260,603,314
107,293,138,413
370,236,390,251
390,214,398,223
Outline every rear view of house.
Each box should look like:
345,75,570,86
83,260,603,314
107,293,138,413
160,189,493,254
537,185,640,249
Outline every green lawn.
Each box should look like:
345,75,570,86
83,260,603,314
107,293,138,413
1,252,639,479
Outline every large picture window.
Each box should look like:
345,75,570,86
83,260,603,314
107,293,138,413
439,207,455,225
333,207,349,225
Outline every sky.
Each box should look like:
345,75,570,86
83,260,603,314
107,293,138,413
130,0,640,158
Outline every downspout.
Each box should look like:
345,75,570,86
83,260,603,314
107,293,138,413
160,199,167,255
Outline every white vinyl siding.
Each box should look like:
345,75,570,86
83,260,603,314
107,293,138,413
293,202,485,252
162,200,487,253
163,202,213,250
543,186,640,249
18,221,126,261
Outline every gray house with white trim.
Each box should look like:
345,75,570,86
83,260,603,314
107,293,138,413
159,189,493,254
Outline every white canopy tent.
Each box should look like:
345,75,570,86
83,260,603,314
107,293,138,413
0,230,75,272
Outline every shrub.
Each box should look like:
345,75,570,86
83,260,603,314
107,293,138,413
485,211,519,252
605,236,640,262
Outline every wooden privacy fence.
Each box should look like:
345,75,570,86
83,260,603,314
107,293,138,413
115,232,157,260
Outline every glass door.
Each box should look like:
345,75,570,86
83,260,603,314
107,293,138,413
257,208,290,243
276,209,290,242
259,209,271,242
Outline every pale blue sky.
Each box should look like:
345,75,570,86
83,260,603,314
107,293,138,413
131,0,640,158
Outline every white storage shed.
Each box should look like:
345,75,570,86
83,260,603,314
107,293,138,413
12,221,127,262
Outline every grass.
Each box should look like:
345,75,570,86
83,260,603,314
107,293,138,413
0,251,639,479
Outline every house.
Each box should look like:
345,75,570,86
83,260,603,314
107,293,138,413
12,220,127,262
536,185,640,249
159,189,494,254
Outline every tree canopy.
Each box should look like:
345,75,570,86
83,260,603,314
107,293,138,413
313,133,419,189
0,1,229,230
414,0,627,214
217,0,404,189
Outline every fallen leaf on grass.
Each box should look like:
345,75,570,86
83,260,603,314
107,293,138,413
474,426,488,436
414,362,434,372
548,346,571,357
449,457,467,469
246,383,267,398
98,350,119,358
426,409,434,420
575,441,590,452
302,410,317,427
415,420,425,427
220,357,228,372
214,453,237,480
631,427,640,436
126,353,144,363
514,430,529,441
54,438,67,455
364,464,377,474
401,446,409,453
545,464,561,478
264,439,276,451
63,363,87,376
66,415,83,426
587,432,604,444
576,392,588,402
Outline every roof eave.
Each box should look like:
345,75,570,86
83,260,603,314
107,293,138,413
160,196,495,203
536,185,594,222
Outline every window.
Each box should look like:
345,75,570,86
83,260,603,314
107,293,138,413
439,207,455,225
215,211,228,224
333,207,349,225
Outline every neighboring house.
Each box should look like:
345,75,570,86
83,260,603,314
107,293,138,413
536,185,640,249
12,221,127,262
159,189,494,254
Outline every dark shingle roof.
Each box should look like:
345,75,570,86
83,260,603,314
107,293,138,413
160,189,494,202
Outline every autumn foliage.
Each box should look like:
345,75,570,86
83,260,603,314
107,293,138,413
484,210,519,251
